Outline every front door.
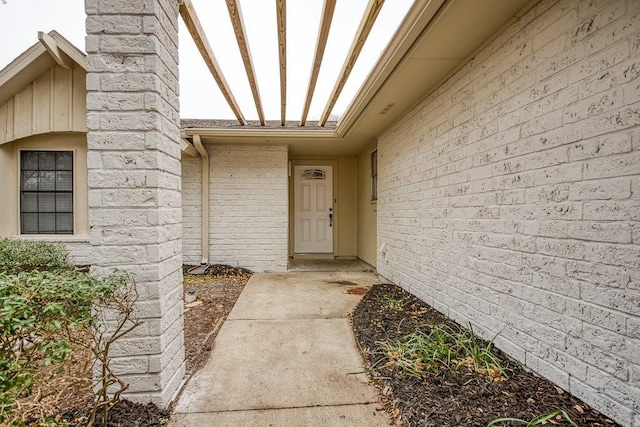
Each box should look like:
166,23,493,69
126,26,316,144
294,165,333,253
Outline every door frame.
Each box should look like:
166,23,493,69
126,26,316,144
288,159,338,258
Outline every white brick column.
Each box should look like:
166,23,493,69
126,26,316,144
85,0,184,405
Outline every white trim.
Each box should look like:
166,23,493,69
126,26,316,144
9,235,89,243
182,128,336,139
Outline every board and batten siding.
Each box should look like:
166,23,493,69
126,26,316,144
377,0,639,425
0,64,86,144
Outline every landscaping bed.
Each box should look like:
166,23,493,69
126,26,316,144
1,255,249,426
351,283,620,427
58,265,251,426
181,264,251,375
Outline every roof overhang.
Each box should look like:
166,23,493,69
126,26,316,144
339,0,539,141
0,31,85,107
181,126,366,156
183,0,539,156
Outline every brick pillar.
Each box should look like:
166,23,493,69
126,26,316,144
85,0,184,405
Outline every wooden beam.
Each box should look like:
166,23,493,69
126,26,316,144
276,0,286,126
178,0,247,125
180,137,199,157
299,0,336,126
226,0,266,126
38,31,73,70
319,0,385,126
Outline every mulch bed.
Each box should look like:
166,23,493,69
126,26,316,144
351,283,620,427
59,401,171,427
32,265,251,427
182,264,251,375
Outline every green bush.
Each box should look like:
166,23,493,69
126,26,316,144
0,270,126,424
0,238,73,274
0,239,139,426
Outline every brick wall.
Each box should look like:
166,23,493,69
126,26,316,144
377,0,639,424
85,0,184,406
181,154,201,264
182,144,289,272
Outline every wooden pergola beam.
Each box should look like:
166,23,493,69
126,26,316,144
276,0,286,126
226,0,266,126
178,0,246,125
299,0,336,126
319,0,385,126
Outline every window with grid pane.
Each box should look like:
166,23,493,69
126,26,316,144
20,151,73,234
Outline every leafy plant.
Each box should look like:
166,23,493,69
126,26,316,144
376,323,507,381
378,294,406,310
0,270,127,424
0,238,72,274
0,239,141,426
487,409,578,426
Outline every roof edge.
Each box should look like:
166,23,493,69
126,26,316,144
47,30,87,70
182,127,339,140
0,31,85,106
335,0,446,138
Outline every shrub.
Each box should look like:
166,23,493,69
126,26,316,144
0,238,73,274
0,270,127,424
0,239,140,426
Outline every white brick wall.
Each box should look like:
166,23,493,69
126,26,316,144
182,144,289,272
86,0,184,406
181,154,202,264
377,0,640,425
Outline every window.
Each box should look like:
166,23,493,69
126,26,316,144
371,150,378,201
301,168,327,180
20,151,73,234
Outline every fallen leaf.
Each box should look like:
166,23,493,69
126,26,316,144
555,386,565,395
575,404,584,414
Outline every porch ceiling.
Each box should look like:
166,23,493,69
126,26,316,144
180,0,538,155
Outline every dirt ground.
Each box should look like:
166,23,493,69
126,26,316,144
351,283,621,427
181,264,251,375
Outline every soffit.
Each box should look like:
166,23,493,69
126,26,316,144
341,0,538,142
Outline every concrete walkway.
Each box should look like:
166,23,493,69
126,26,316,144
169,269,389,426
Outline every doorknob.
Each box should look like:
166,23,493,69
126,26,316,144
329,208,333,227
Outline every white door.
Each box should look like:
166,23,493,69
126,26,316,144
294,165,333,253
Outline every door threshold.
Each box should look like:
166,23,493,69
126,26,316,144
292,254,335,260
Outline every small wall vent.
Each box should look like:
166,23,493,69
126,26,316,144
379,103,395,115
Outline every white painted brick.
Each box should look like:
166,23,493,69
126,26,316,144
581,284,640,316
587,368,640,412
569,378,635,426
569,176,631,200
565,259,631,288
86,0,183,407
583,199,640,221
181,145,288,271
526,353,570,390
566,337,630,381
376,0,640,423
584,151,640,179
